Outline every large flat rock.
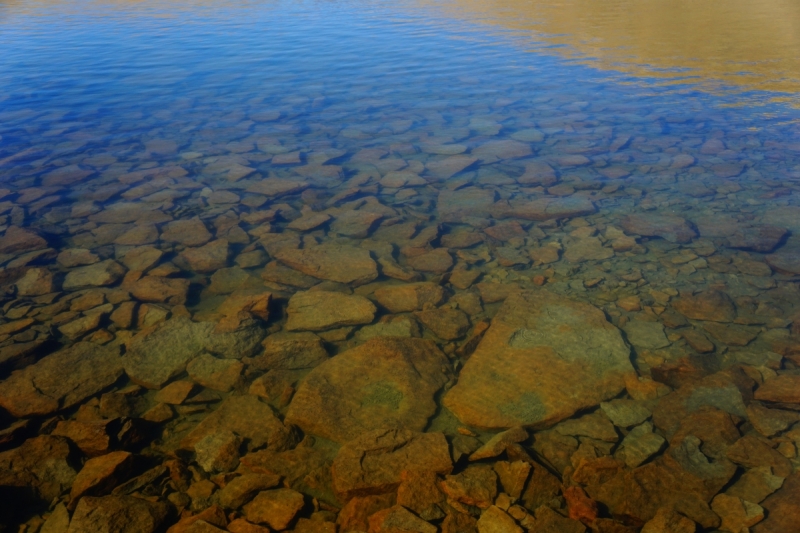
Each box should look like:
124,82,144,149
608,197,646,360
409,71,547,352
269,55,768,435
123,317,214,389
0,343,123,418
274,244,378,286
285,290,376,331
443,290,633,429
285,337,451,443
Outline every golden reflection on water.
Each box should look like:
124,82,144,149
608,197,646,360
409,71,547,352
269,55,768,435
418,0,800,96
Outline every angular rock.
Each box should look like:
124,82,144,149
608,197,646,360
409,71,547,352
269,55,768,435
187,354,243,392
493,197,596,222
253,332,328,371
195,430,242,473
177,239,229,273
58,248,100,268
369,505,438,533
615,422,665,468
407,248,453,273
754,374,800,404
373,282,445,313
726,225,788,253
180,395,292,452
285,290,376,332
441,466,497,509
623,320,669,351
752,472,800,533
711,494,764,532
0,343,123,417
672,290,736,323
69,451,133,506
67,495,170,533
286,337,451,442
444,290,633,429
640,508,695,533
438,188,498,223
726,467,784,504
275,244,378,285
217,473,281,509
16,267,58,296
765,250,800,276
124,317,214,389
0,435,78,503
470,427,528,461
396,470,446,521
0,226,47,255
332,429,453,500
242,488,304,530
63,260,127,290
161,218,212,247
620,214,696,244
415,307,470,340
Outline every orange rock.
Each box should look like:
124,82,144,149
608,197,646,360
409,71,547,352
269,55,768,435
564,485,599,524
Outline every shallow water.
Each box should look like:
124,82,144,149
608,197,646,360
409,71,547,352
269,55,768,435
1,0,799,531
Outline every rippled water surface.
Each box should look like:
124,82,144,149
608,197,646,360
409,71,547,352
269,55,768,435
1,0,800,531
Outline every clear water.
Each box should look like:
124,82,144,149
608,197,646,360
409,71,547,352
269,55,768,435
1,0,800,529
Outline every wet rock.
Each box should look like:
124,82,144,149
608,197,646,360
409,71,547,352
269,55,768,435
0,435,78,504
286,337,451,442
754,374,800,404
407,248,453,273
703,322,759,346
556,411,618,442
0,226,47,255
180,395,292,453
441,466,497,509
337,494,397,532
474,139,532,160
623,320,669,350
285,290,376,332
332,429,452,500
330,210,383,238
205,313,266,358
69,451,133,507
177,239,230,273
493,196,596,222
470,427,528,461
274,244,378,285
63,260,126,290
246,177,309,197
725,434,792,478
355,316,421,342
0,342,123,417
615,422,665,468
195,430,242,473
161,218,212,247
217,289,271,320
726,225,788,252
294,519,336,533
564,236,614,263
253,332,328,370
217,473,281,509
124,317,214,389
726,467,784,503
287,212,332,232
415,307,470,340
58,248,100,268
369,505,438,533
600,399,652,428
59,312,104,340
752,472,800,533
672,290,736,322
444,290,633,429
396,470,446,521
532,506,586,533
67,495,171,533
438,188,497,223
154,380,195,404
16,267,58,296
373,282,444,313
765,250,800,275
620,214,696,244
640,508,695,533
187,354,243,392
427,155,478,180
711,494,764,532
52,419,116,456
120,246,163,272
242,488,304,530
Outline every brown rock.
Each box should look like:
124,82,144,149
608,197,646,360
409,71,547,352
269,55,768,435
69,451,133,507
0,435,78,503
195,430,242,473
124,317,214,389
493,461,531,500
285,290,376,332
120,246,163,272
63,260,127,290
752,472,800,533
765,250,800,275
396,470,445,521
227,519,271,533
154,380,195,405
0,226,47,255
186,354,243,392
427,155,478,180
294,518,336,533
725,434,792,478
242,488,304,530
67,495,170,533
177,239,229,273
217,473,282,509
754,374,800,404
726,466,784,503
0,342,123,417
640,508,695,533
16,267,58,296
253,331,328,371
161,218,212,247
415,307,471,340
332,429,452,501
59,312,104,340
286,337,451,442
217,289,271,320
711,494,764,532
368,505,437,533
130,275,190,307
493,196,596,222
726,225,788,253
672,290,736,322
444,290,633,429
702,322,759,346
58,248,100,268
52,419,116,456
373,282,445,313
470,427,529,461
564,485,599,524
620,214,696,244
274,244,378,285
473,139,532,160
246,178,309,198
338,494,397,532
438,188,497,223
532,506,586,533
180,395,292,453
407,248,453,273
441,466,497,509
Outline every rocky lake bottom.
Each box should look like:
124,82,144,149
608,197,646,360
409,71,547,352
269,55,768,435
1,1,800,532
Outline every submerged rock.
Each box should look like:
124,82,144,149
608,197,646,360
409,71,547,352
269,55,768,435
444,290,633,429
285,290,376,332
620,213,696,243
286,337,451,442
274,244,378,285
